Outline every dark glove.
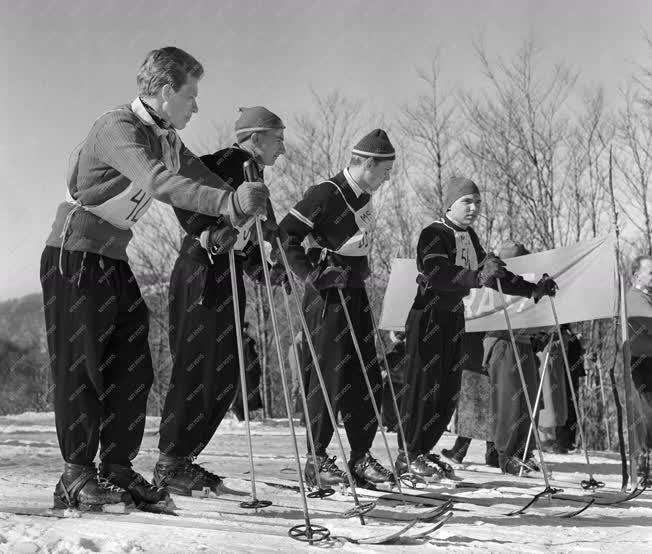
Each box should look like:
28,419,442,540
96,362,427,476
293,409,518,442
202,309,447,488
269,263,291,294
261,218,279,244
235,182,269,217
478,253,507,286
531,273,558,304
204,224,238,255
307,265,348,291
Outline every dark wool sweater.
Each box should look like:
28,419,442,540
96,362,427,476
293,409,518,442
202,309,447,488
414,216,536,313
279,171,371,287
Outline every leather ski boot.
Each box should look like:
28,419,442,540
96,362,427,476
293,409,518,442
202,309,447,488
425,452,456,478
53,462,131,511
394,453,442,481
153,455,223,496
100,462,174,513
349,452,394,488
304,454,348,488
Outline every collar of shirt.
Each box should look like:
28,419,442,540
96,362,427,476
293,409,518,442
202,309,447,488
343,168,366,198
441,215,469,232
234,143,265,175
634,284,652,300
132,97,170,130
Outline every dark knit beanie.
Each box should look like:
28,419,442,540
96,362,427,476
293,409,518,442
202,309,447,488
498,241,530,259
352,129,395,160
235,106,285,143
443,177,480,209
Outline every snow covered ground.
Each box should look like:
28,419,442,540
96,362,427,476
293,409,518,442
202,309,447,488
0,412,650,553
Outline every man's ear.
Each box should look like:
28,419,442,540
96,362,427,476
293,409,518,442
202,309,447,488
250,132,261,148
160,84,174,102
364,157,375,171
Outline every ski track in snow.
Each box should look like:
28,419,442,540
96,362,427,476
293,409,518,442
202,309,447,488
0,412,650,553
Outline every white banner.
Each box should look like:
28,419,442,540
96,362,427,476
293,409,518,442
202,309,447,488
379,235,619,332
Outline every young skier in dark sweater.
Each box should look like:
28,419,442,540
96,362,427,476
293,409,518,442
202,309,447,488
279,130,396,488
395,177,557,480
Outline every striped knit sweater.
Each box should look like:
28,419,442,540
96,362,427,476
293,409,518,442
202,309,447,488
45,101,245,261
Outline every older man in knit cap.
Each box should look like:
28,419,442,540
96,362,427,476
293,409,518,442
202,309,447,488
39,47,269,512
395,178,558,481
279,130,396,488
154,106,286,496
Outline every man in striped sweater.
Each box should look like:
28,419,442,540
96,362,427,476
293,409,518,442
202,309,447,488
40,47,268,512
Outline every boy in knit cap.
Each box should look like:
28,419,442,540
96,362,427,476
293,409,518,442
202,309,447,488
279,130,396,488
154,106,286,495
395,178,557,480
40,48,269,512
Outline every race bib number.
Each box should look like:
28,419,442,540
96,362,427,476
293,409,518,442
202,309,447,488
70,183,153,230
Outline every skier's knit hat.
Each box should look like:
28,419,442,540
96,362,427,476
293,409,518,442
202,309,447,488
498,241,530,259
235,106,285,143
443,177,480,209
352,129,396,160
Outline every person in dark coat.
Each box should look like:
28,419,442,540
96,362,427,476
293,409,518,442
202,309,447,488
279,130,396,489
154,106,286,496
396,182,558,481
626,255,652,485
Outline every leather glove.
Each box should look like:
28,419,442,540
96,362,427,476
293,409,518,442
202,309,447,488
478,253,507,286
261,218,279,244
307,265,348,291
235,182,269,217
531,273,558,304
201,224,238,255
269,263,291,294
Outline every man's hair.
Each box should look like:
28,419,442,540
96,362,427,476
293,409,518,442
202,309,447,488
348,155,382,167
631,255,652,276
136,47,204,96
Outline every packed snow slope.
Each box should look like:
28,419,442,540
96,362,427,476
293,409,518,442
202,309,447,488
0,412,650,553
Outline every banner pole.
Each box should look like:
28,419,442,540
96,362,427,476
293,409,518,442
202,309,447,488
620,273,638,483
607,145,631,491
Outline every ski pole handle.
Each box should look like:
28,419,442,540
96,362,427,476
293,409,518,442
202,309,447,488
243,159,267,222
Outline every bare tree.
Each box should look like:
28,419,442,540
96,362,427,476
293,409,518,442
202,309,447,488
399,54,460,214
462,39,578,249
615,83,652,255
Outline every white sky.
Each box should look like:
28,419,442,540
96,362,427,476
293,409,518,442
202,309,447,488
1,0,651,300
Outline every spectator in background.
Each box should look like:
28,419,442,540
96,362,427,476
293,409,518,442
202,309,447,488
441,331,498,468
382,331,407,433
558,325,586,451
626,255,652,485
483,242,542,475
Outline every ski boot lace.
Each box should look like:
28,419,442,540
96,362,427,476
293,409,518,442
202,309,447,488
365,454,393,479
321,456,346,478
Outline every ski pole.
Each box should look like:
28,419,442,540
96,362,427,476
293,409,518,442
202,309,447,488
336,289,403,493
368,309,426,489
282,289,336,500
520,335,554,477
496,279,560,514
253,216,330,544
275,240,375,525
548,296,604,490
229,249,271,510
